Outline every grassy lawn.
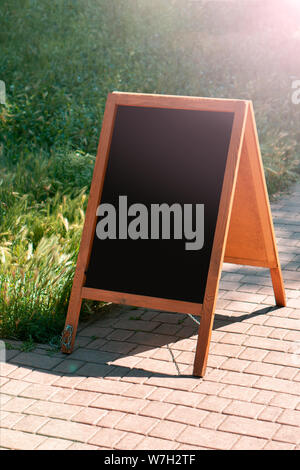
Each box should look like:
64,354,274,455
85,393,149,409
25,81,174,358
1,0,300,344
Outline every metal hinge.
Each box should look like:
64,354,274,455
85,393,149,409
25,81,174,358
61,324,74,351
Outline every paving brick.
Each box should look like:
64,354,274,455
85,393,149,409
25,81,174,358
135,436,179,450
139,401,174,419
88,428,125,448
0,394,13,408
26,400,82,420
19,383,57,400
246,324,274,337
96,410,125,428
150,346,181,361
206,354,227,369
52,359,85,374
177,425,239,450
225,301,258,313
153,323,182,336
204,368,227,382
270,393,300,410
276,409,300,426
200,412,227,430
21,369,59,385
65,390,99,406
0,377,9,387
222,291,267,304
7,367,32,381
220,358,251,372
107,329,136,342
276,367,299,381
75,377,131,395
116,414,157,434
117,319,161,331
219,332,246,346
0,363,18,377
71,348,119,364
13,415,49,433
176,444,210,450
163,405,208,426
0,379,32,396
219,281,243,291
163,390,204,407
193,380,225,395
263,441,295,450
149,420,186,440
217,322,251,334
0,412,24,429
146,375,199,392
75,363,114,379
131,358,179,375
210,343,242,358
52,375,86,389
78,326,113,338
264,351,298,368
36,438,74,450
244,361,282,377
0,428,45,450
128,332,175,348
100,340,137,355
273,425,300,445
219,415,280,440
254,376,300,395
122,384,156,399
11,352,63,370
67,442,99,450
264,317,300,330
83,338,107,350
221,371,259,387
49,387,76,403
219,384,258,402
2,396,35,413
196,395,231,413
223,400,264,419
231,436,267,450
252,390,276,405
258,406,283,422
238,347,268,362
146,386,173,401
38,418,97,442
114,432,144,450
90,393,147,414
71,407,107,425
169,338,197,352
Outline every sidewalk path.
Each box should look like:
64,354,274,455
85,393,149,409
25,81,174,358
1,183,300,450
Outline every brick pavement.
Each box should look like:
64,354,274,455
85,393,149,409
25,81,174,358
0,183,300,450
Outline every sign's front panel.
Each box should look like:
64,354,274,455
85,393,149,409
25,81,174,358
85,105,234,304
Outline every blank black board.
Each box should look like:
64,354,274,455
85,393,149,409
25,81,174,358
84,105,234,304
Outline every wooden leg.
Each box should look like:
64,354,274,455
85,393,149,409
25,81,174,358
193,311,215,377
270,266,286,307
61,292,82,354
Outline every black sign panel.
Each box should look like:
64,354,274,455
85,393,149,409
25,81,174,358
85,105,234,304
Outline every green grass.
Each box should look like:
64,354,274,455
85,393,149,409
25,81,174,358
1,0,300,343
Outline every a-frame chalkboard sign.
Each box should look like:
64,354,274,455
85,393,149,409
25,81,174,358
61,92,286,377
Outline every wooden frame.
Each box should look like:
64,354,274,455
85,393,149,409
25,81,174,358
61,92,286,377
